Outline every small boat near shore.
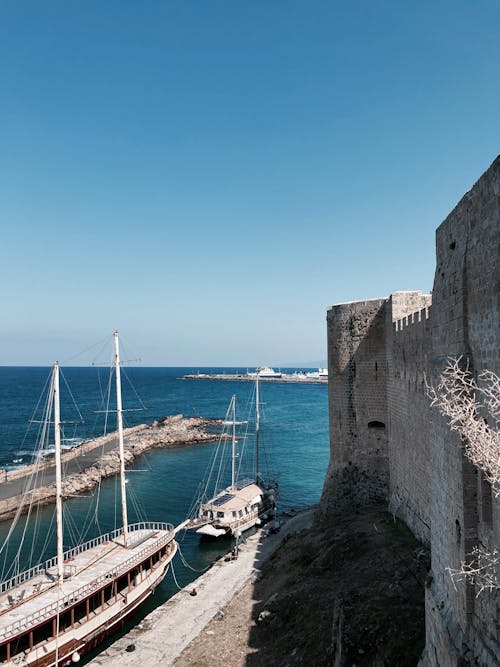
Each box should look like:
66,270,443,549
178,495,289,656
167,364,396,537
188,377,278,538
0,332,182,666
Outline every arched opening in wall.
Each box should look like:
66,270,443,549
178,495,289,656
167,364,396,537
368,421,386,429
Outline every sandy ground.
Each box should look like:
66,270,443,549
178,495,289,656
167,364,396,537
88,509,315,667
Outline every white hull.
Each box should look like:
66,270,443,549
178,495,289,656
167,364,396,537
196,512,262,538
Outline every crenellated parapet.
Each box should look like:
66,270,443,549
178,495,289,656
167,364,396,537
393,304,431,333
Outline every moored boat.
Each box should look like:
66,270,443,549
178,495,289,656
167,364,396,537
0,332,181,666
188,376,278,538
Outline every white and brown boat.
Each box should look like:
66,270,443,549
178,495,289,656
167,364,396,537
0,332,180,666
189,376,278,539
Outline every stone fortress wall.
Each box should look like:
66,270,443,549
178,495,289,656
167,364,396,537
320,156,499,666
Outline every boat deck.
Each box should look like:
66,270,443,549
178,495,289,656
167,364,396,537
0,523,174,641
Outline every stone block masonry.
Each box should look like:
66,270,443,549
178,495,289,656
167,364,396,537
320,156,499,666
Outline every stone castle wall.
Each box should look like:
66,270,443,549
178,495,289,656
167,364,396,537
387,294,432,544
320,155,499,666
322,298,389,511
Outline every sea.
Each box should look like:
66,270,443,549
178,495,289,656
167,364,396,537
0,366,329,654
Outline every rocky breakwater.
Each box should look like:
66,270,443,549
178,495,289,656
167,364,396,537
0,415,219,522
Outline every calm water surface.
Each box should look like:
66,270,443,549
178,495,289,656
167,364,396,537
0,366,329,654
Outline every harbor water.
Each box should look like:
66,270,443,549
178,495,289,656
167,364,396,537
0,366,329,654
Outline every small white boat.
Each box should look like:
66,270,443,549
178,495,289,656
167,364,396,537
189,377,278,538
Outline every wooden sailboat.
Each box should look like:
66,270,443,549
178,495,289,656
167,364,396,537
0,332,180,666
190,376,278,538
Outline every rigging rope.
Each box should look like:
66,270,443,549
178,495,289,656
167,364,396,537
177,543,210,573
169,558,184,591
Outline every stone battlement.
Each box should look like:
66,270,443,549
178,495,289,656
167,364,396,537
393,305,431,332
320,156,499,666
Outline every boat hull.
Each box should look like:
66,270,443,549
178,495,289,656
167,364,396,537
5,548,175,667
1,527,177,667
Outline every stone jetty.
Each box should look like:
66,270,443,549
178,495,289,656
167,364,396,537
0,415,219,522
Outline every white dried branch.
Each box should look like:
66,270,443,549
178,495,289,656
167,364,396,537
426,357,500,497
428,358,499,594
447,547,499,596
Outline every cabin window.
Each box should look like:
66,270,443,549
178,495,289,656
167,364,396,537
101,583,114,605
11,631,30,657
117,574,129,593
232,511,237,517
238,510,243,517
59,609,72,632
89,591,101,613
73,598,89,624
217,511,224,518
32,620,54,646
0,643,7,661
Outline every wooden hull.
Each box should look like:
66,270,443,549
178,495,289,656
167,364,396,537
1,529,177,667
7,554,173,667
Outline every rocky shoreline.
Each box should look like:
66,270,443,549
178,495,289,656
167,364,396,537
0,415,220,522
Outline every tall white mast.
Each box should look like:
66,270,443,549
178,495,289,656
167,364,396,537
53,362,64,584
231,395,236,490
255,375,260,483
114,330,129,547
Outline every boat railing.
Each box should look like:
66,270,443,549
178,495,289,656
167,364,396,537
1,525,176,640
0,522,173,595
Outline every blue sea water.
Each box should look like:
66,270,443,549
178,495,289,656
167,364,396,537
0,366,329,651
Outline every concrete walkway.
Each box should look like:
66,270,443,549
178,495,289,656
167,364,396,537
0,437,121,501
89,509,315,667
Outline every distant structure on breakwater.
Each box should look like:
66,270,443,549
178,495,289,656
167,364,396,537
320,156,499,666
182,368,328,384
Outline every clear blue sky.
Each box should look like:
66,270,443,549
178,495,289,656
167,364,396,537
0,1,498,366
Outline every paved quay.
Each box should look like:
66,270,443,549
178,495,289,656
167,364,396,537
89,508,315,667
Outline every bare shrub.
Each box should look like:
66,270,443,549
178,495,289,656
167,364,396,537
427,357,499,496
427,358,499,594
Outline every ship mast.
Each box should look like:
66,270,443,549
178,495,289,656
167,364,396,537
255,374,260,483
53,362,64,584
114,330,129,547
231,395,236,490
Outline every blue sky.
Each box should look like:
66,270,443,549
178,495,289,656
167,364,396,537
0,1,498,365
